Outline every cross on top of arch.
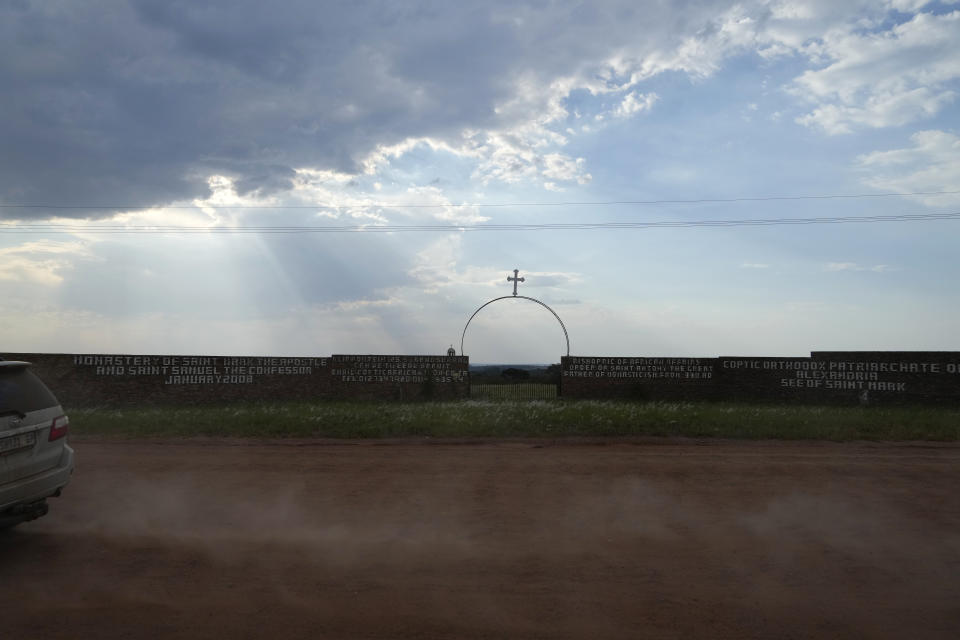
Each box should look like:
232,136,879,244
507,269,525,296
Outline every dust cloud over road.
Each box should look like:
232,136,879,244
2,439,959,639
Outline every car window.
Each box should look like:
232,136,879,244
0,367,60,414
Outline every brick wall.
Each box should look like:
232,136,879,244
328,354,469,401
3,353,468,408
561,356,717,400
7,350,956,408
562,352,960,405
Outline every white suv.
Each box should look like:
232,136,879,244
0,360,75,529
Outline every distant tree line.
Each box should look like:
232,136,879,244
470,364,560,385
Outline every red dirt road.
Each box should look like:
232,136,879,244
2,438,959,639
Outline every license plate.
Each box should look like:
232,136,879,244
0,430,37,455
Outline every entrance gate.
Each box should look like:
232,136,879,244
460,269,570,399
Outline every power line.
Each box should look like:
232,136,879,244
1,190,958,211
2,211,959,234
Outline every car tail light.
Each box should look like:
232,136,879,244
49,415,70,441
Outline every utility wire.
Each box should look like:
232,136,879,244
2,211,959,234
1,190,959,211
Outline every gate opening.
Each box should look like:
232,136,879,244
459,271,570,399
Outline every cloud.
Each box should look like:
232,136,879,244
825,262,894,272
0,0,908,218
9,0,943,222
542,155,591,184
522,271,583,289
409,234,464,292
0,241,94,285
856,130,960,205
410,245,581,294
740,263,770,269
792,10,960,134
2,0,679,218
612,92,659,119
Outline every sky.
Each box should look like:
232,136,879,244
1,0,959,363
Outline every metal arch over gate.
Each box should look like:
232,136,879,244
460,295,571,357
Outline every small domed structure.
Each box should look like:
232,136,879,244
446,345,456,357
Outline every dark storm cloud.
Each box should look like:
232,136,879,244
231,165,297,197
0,0,710,220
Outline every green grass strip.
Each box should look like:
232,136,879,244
67,400,960,441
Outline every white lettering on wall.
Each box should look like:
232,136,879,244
330,355,467,384
562,358,714,380
755,358,959,394
73,355,328,385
